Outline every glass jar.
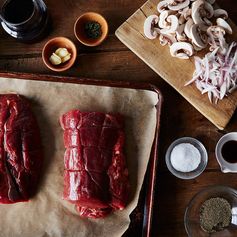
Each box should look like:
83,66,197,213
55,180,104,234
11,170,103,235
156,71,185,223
0,0,49,42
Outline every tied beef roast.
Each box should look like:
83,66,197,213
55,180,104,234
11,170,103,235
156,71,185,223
60,110,129,218
0,94,42,203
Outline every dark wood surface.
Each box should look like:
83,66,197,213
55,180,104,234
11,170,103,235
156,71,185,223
0,0,237,236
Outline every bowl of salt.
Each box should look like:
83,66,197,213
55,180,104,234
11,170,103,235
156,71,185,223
165,137,208,179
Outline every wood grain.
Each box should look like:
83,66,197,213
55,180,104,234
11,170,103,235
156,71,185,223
1,0,237,236
116,0,237,130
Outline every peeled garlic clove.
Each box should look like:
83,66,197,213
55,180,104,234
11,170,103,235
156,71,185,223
55,48,64,55
61,53,71,63
55,48,70,58
49,53,62,65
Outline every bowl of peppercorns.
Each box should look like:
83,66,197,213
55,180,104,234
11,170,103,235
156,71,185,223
184,185,237,236
74,12,108,47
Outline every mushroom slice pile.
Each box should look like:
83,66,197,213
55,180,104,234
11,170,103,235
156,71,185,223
144,0,232,60
185,42,237,103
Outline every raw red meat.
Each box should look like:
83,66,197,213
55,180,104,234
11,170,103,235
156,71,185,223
60,110,129,218
0,94,42,203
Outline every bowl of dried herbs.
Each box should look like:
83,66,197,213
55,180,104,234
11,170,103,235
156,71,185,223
184,185,237,236
74,12,108,47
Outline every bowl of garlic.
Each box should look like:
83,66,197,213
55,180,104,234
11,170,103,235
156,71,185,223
42,37,77,72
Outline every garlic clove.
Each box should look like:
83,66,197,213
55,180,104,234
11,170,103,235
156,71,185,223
61,53,71,63
49,53,62,65
55,48,70,58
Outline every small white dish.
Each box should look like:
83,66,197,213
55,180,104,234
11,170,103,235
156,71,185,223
165,137,208,179
215,132,237,173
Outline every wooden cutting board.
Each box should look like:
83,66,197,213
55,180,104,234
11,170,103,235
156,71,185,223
115,0,237,130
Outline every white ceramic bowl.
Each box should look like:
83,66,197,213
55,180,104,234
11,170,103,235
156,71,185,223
215,132,237,173
165,137,208,179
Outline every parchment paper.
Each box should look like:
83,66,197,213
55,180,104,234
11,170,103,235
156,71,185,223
0,77,158,237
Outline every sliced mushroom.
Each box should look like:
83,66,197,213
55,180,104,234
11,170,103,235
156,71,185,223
158,10,170,28
184,18,194,39
184,8,192,19
202,1,214,18
166,0,175,3
177,23,185,33
178,14,186,24
144,15,159,39
175,53,190,59
168,0,190,11
206,0,215,4
216,18,232,34
203,18,212,25
157,0,168,13
207,25,226,39
159,33,177,46
160,15,179,34
190,24,208,48
198,23,208,31
178,6,192,20
145,0,232,60
207,26,228,53
192,0,214,25
159,35,167,46
193,43,203,51
178,6,188,15
214,9,228,19
178,6,189,14
176,23,187,41
170,42,194,59
191,0,203,16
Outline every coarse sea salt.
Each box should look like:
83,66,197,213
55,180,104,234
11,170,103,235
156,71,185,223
170,143,201,172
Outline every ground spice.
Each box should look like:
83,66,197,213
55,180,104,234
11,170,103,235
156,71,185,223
200,197,232,233
84,21,102,39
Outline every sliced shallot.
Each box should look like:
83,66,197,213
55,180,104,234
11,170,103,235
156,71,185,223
186,42,237,103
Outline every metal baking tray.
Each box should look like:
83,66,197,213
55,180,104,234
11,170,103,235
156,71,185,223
0,71,163,237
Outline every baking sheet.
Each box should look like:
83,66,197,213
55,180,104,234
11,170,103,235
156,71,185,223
0,77,158,237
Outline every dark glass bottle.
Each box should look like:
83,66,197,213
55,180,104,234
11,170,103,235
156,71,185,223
0,0,49,42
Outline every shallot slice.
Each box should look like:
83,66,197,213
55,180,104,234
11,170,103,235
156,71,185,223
186,42,237,103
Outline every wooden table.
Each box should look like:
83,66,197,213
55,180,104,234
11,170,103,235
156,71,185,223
0,0,237,236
